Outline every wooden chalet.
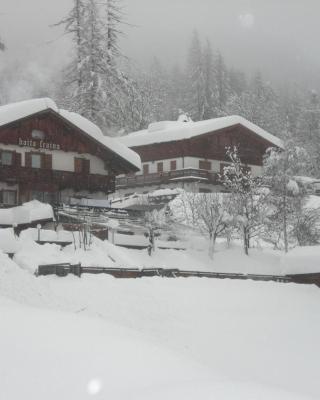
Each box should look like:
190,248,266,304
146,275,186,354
116,116,283,195
0,98,141,206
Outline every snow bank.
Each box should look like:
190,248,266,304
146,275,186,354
14,241,66,273
306,195,320,210
281,246,320,275
120,115,283,149
0,228,20,253
0,200,54,226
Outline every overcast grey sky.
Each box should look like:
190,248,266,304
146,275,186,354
1,0,320,87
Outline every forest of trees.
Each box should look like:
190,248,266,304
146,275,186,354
1,0,320,176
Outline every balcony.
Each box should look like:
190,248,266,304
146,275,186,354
0,165,115,194
116,168,220,189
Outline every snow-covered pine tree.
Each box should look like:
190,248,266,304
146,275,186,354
263,143,310,252
0,36,5,51
213,51,230,116
221,147,268,255
202,39,217,119
297,90,320,175
168,64,188,120
55,0,128,131
186,31,206,121
54,0,87,111
80,0,107,127
147,57,170,122
228,68,247,97
111,66,153,134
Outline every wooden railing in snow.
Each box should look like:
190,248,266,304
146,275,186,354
35,264,320,287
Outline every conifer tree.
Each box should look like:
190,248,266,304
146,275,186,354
214,51,230,116
221,147,268,255
186,31,206,120
203,40,217,119
263,143,310,252
55,0,87,110
0,36,5,51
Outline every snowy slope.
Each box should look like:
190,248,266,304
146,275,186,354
1,296,315,400
0,258,320,399
120,115,283,149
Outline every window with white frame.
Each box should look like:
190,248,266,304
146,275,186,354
1,190,17,205
31,154,42,169
1,151,13,166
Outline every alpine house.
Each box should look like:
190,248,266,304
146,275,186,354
116,115,283,195
0,98,141,206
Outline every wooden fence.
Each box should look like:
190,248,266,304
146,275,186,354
35,263,320,287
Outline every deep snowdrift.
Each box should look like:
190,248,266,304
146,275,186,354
0,253,320,399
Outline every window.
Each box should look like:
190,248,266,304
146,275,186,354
1,190,17,206
143,164,149,175
199,160,211,170
31,154,41,169
1,151,13,166
74,158,90,174
31,191,58,204
157,162,163,173
170,160,177,171
32,129,45,140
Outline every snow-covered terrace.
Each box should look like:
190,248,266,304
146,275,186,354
119,116,284,149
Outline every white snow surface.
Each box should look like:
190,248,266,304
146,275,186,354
0,246,320,399
0,200,54,226
0,98,141,171
281,246,320,274
0,97,58,127
119,115,284,149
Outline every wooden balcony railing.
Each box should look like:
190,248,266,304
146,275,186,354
0,165,115,194
116,168,220,189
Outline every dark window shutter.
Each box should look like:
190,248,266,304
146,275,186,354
14,152,21,167
25,152,31,168
44,154,52,170
74,158,83,173
170,160,177,171
84,159,90,174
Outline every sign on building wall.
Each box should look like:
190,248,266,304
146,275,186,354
18,138,61,150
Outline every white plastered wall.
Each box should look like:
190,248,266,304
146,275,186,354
0,144,108,175
139,156,262,176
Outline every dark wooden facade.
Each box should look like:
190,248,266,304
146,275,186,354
0,110,135,174
116,124,279,191
132,124,271,166
0,109,137,205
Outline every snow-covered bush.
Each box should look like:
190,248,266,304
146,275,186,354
292,207,320,246
171,191,233,258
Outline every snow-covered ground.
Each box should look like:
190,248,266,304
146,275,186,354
0,225,319,276
1,224,320,399
1,251,320,399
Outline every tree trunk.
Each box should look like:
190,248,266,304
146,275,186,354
244,227,249,256
208,233,216,259
283,194,288,253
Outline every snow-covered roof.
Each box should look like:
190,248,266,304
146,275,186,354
0,200,54,227
0,98,141,171
119,116,284,149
